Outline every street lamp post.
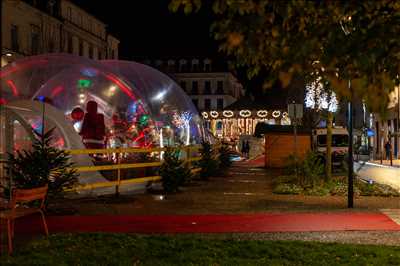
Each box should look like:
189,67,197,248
347,82,354,208
340,16,354,208
397,78,400,160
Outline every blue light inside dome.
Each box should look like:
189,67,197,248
129,102,138,113
37,96,45,102
81,68,98,77
127,102,138,121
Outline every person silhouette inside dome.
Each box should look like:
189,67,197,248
80,100,106,150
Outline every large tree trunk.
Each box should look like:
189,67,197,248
326,112,333,180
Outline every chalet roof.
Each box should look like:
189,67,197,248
254,123,311,137
225,89,288,111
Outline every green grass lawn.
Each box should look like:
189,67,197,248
4,233,400,265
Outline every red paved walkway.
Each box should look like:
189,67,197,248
15,212,400,234
237,155,265,168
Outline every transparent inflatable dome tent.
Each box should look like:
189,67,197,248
0,54,205,154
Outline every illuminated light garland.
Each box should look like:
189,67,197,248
172,112,193,145
272,110,281,118
257,110,268,118
281,111,291,125
201,112,209,119
223,110,234,118
210,111,219,118
239,109,252,118
305,76,338,112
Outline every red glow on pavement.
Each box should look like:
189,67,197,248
15,212,400,235
6,80,19,96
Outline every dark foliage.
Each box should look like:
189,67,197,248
159,148,192,193
199,142,219,180
218,145,232,169
6,128,78,201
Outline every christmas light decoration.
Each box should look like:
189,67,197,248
139,114,150,127
77,79,92,89
257,110,268,118
172,112,193,145
281,112,291,125
71,107,84,121
202,112,209,119
239,110,251,118
272,110,281,118
210,111,219,118
223,110,234,118
305,76,338,112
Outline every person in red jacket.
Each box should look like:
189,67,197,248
80,101,106,149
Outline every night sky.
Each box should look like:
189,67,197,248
73,1,280,96
74,1,218,59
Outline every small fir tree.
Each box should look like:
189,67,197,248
159,147,192,193
199,142,219,180
6,128,78,201
218,145,232,170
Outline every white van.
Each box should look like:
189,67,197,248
313,127,349,166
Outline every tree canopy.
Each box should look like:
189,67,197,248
169,0,400,113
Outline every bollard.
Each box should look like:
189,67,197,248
391,146,393,166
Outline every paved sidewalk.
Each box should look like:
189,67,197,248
371,159,400,168
16,212,400,235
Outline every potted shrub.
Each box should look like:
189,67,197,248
159,147,192,193
5,129,78,208
218,144,233,171
199,142,219,180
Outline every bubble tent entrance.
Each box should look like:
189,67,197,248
0,54,205,195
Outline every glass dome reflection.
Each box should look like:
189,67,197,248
0,54,204,151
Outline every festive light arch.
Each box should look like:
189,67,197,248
239,109,252,118
257,110,268,118
223,110,234,118
272,110,281,118
210,111,219,118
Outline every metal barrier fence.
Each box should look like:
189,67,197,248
67,145,203,193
